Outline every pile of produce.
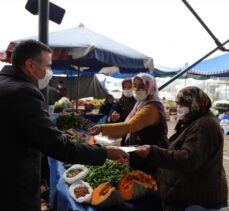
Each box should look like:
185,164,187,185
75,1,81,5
213,100,229,111
69,181,93,204
64,160,158,207
64,129,88,143
54,97,74,112
78,98,105,108
90,170,158,207
85,159,131,189
164,100,177,109
63,164,89,184
118,170,158,200
56,113,94,130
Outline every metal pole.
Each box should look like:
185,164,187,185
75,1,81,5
38,0,49,105
182,0,224,50
77,66,80,102
38,0,49,44
159,39,229,90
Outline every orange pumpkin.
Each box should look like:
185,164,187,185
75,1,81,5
91,182,124,207
118,170,157,200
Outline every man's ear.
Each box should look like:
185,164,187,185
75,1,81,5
24,58,34,73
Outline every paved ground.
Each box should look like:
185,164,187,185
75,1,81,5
167,120,229,204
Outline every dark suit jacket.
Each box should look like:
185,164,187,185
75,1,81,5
0,65,107,211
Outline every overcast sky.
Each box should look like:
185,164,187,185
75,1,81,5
1,0,229,68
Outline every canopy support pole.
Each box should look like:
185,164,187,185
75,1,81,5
76,66,80,102
182,0,229,52
38,0,49,45
159,0,229,90
38,0,49,105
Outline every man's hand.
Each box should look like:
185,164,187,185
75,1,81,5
134,145,151,159
106,146,129,160
88,125,102,135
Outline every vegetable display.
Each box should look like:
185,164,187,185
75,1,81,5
213,100,229,111
54,97,73,113
63,162,158,207
118,170,158,200
66,169,83,178
86,160,131,189
63,164,89,184
69,181,93,204
56,113,94,130
64,129,88,143
91,182,124,207
74,186,89,199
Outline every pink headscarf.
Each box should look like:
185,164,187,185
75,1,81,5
125,73,160,121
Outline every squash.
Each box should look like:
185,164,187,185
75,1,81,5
118,170,157,200
91,182,124,207
88,136,96,145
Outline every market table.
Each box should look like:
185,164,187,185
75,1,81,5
81,114,104,124
48,157,162,211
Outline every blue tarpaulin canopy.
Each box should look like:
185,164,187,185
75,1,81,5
153,66,182,77
51,64,101,76
108,66,182,79
0,25,154,98
188,53,229,78
0,25,154,71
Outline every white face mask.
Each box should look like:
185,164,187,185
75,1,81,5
38,69,53,90
177,106,190,120
123,89,133,98
133,90,147,101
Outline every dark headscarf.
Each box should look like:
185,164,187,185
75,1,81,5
175,86,212,132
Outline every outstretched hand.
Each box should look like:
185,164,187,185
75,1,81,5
134,145,151,159
106,146,129,161
88,125,102,135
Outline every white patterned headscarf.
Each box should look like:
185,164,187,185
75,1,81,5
125,73,160,121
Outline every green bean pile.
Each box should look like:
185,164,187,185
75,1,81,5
86,160,131,189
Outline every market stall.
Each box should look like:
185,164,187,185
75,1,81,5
48,113,161,210
48,158,161,211
53,97,105,123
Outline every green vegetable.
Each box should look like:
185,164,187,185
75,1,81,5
56,113,94,130
85,160,132,189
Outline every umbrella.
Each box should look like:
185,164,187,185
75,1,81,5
0,25,154,99
0,25,154,70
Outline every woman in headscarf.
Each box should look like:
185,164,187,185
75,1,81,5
89,73,168,210
89,73,168,171
107,78,136,123
135,86,228,211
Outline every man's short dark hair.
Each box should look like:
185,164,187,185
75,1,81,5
11,39,52,68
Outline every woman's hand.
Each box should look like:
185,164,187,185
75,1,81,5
135,145,151,159
111,111,120,122
88,125,102,135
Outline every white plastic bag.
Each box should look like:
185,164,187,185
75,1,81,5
63,164,88,184
69,181,93,203
94,133,115,146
